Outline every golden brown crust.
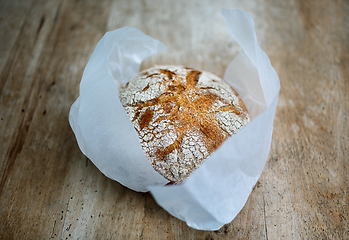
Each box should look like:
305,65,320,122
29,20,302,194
119,65,250,183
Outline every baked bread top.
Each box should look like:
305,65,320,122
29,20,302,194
119,65,250,183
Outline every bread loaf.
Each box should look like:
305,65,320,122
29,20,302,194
119,65,250,183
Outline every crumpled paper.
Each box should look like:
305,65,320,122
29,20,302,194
69,9,280,231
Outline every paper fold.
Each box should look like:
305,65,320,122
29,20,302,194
69,27,169,192
149,9,280,230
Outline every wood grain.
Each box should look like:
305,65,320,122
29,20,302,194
0,0,348,239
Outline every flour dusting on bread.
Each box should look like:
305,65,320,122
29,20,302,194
119,65,250,183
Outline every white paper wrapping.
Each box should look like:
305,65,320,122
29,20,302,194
69,27,170,192
69,9,280,230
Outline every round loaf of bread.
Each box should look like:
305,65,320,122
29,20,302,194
119,65,250,183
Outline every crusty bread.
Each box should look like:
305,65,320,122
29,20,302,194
119,65,250,183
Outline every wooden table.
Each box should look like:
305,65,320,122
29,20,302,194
1,0,348,239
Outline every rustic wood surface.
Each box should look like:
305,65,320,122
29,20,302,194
0,0,348,239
